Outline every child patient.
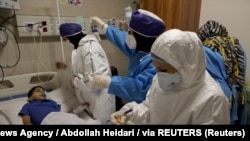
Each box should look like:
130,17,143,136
18,85,101,125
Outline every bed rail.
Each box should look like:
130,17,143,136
0,71,62,98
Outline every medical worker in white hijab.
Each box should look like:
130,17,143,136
58,22,116,124
110,29,230,125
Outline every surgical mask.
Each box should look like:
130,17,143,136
126,34,137,49
157,72,181,91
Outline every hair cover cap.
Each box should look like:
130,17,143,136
129,9,166,37
59,22,82,37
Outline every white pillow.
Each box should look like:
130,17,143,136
0,87,79,124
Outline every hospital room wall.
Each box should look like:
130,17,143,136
199,0,250,84
1,0,249,84
0,0,131,77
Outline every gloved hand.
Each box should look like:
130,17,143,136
90,16,106,30
110,108,133,125
93,74,111,89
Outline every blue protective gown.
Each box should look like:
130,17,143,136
106,26,156,103
204,46,248,125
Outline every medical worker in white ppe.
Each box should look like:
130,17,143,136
110,29,230,125
57,22,116,124
90,9,166,104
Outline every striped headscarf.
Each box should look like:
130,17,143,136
198,20,245,88
203,36,245,88
198,20,228,42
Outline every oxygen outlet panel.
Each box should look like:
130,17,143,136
0,0,20,10
16,15,77,37
16,15,117,37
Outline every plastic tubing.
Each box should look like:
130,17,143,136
56,0,65,62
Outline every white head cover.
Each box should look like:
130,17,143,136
151,29,206,87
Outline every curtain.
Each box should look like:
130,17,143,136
140,0,201,32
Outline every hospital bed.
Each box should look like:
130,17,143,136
0,71,97,125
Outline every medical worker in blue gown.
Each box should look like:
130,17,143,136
110,29,230,125
90,9,166,103
57,23,116,124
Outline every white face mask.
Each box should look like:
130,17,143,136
157,72,181,91
126,34,137,49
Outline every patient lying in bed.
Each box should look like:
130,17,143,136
18,86,101,125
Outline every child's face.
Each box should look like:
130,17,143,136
28,87,46,101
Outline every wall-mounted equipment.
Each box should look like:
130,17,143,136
16,15,120,37
0,0,20,10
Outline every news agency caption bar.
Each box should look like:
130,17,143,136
1,125,249,139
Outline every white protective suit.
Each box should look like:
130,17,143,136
71,34,116,124
118,29,230,124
